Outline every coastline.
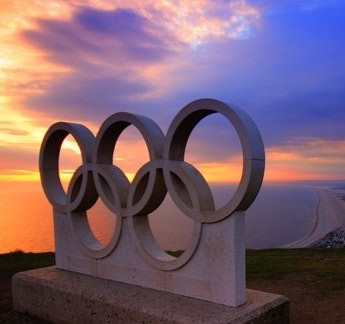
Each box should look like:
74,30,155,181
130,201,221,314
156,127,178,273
287,186,345,248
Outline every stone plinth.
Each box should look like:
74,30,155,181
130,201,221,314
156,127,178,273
12,267,289,324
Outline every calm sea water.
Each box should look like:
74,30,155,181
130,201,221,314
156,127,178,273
245,184,317,248
0,181,338,253
149,183,318,250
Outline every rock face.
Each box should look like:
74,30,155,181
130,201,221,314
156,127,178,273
313,227,345,248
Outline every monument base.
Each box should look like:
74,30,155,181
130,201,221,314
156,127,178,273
12,267,289,323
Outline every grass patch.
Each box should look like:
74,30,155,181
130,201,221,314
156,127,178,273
246,248,345,293
0,250,55,279
166,250,184,257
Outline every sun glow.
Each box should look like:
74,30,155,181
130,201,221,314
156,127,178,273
194,162,243,184
0,170,40,182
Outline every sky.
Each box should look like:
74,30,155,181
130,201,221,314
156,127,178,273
1,0,345,185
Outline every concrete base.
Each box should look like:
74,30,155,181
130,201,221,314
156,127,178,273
12,267,289,324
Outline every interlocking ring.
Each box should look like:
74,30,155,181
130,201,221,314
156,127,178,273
39,98,265,269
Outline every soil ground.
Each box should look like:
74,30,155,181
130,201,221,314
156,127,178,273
248,275,345,323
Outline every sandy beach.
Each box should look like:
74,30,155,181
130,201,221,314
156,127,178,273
288,186,345,248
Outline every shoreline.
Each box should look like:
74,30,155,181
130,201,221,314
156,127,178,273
287,186,345,248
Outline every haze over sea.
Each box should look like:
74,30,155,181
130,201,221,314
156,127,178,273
1,180,344,254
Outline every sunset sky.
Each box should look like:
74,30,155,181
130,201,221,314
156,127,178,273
1,0,345,185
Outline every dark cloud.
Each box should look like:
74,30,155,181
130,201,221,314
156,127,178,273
25,74,153,123
258,87,345,143
23,7,176,66
22,6,181,122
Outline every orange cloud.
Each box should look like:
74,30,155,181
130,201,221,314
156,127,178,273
265,138,345,182
82,0,261,46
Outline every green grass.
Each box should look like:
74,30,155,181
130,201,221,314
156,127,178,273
1,248,345,294
246,248,345,292
166,250,184,257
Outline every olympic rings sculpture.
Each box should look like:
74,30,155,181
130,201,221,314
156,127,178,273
40,98,265,269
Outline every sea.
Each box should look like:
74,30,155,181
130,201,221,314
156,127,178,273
0,181,344,253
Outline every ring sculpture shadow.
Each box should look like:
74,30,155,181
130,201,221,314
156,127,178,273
39,98,265,307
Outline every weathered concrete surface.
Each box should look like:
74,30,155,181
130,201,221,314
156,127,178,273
13,267,289,324
53,212,247,307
